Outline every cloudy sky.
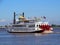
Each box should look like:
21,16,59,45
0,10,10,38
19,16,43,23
0,0,60,25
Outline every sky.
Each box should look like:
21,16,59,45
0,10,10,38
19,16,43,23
0,0,60,25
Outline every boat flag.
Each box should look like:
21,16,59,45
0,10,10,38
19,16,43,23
43,16,46,19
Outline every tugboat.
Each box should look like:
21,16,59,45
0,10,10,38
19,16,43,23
7,12,53,33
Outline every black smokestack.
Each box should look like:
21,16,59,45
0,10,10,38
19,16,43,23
13,12,16,24
22,12,24,17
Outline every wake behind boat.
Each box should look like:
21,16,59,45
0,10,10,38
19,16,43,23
7,12,53,33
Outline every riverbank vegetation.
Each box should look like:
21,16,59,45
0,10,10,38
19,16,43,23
51,24,60,27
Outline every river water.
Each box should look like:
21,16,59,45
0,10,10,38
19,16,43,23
0,27,60,45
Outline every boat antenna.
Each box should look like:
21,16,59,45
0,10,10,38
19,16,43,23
13,12,16,24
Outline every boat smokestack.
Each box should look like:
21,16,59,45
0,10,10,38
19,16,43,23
22,12,24,17
13,12,16,24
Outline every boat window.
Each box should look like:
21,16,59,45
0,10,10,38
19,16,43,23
12,25,26,27
37,25,38,27
29,25,35,27
24,21,29,23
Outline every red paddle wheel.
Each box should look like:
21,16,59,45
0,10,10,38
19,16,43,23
39,24,51,31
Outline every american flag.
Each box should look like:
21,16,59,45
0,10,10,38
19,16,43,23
43,16,46,19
